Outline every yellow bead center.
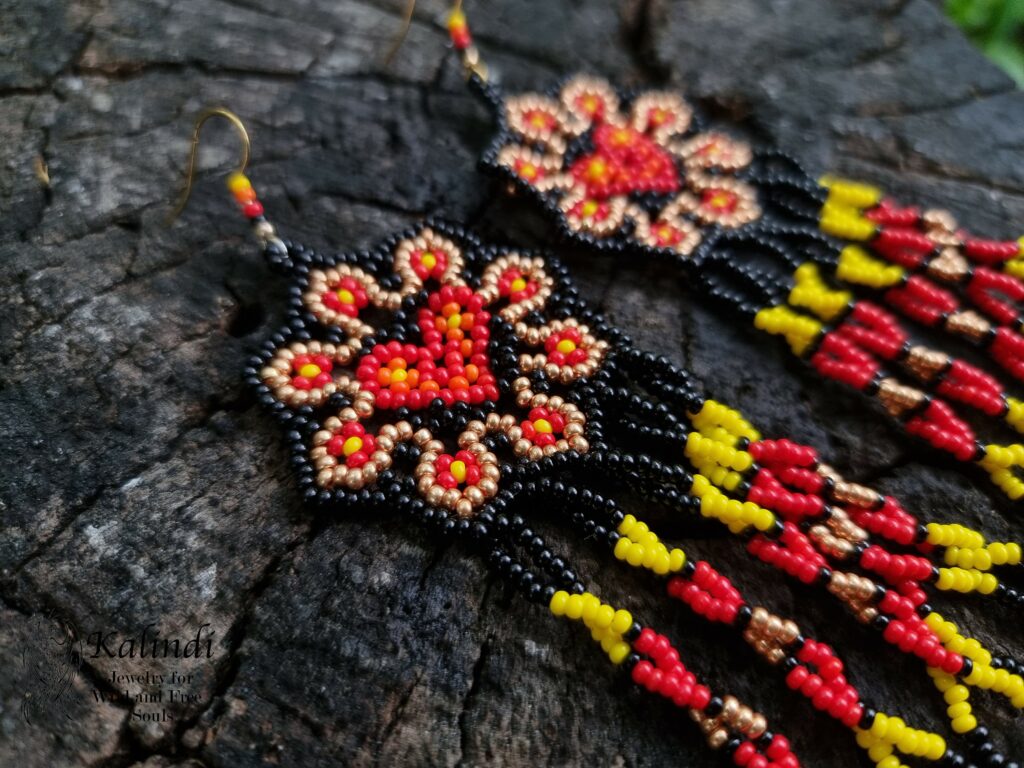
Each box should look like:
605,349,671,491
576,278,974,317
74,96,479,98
390,369,408,383
519,163,537,179
337,288,355,304
342,436,363,456
298,363,322,378
586,158,607,181
510,277,528,292
555,339,577,354
534,418,553,434
710,192,732,209
581,200,599,217
421,252,437,270
447,314,462,329
450,460,468,483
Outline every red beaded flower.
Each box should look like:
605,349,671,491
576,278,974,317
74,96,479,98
320,275,368,318
324,421,376,469
261,340,359,408
519,406,566,448
262,228,597,514
517,318,609,384
486,75,761,256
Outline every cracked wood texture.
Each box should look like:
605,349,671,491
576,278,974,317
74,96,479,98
1,0,1022,766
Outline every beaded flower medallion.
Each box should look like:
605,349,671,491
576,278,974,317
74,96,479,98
479,74,766,258
250,221,616,518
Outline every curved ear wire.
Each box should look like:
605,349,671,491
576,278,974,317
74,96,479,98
167,107,252,225
383,0,419,67
384,0,488,81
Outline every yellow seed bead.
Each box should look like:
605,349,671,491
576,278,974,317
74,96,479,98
227,171,252,193
549,590,569,616
594,604,615,629
925,735,946,761
565,594,584,620
669,549,686,572
952,715,977,734
978,573,998,595
626,543,645,567
581,594,600,623
877,756,900,768
867,742,891,761
944,685,969,704
611,609,633,635
896,730,919,755
947,702,971,719
653,551,671,575
870,713,888,738
988,542,1008,565
608,641,631,665
613,537,631,561
1007,542,1022,564
857,729,879,749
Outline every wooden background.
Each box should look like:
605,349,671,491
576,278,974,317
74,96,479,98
1,0,1022,766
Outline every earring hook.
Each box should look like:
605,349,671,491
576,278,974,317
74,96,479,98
167,107,251,225
385,0,483,80
383,0,420,66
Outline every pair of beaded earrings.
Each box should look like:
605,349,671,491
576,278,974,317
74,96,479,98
174,5,1023,768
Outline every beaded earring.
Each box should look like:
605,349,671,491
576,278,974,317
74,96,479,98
439,6,1024,502
174,104,1023,768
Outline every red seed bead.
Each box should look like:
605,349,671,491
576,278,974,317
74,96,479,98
242,200,264,218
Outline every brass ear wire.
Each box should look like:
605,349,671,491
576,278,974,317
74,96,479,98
384,0,486,81
167,107,252,225
383,0,420,66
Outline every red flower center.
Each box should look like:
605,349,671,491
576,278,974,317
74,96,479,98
290,354,334,391
435,450,482,489
322,276,369,317
701,188,739,214
524,109,558,132
570,124,680,199
545,329,588,365
498,268,539,304
411,248,448,281
354,285,499,411
325,422,376,468
520,406,567,447
575,93,606,120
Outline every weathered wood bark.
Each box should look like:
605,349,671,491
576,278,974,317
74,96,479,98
1,1,1022,766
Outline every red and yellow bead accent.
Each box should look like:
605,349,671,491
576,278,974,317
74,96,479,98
515,318,608,383
261,340,361,408
226,172,264,219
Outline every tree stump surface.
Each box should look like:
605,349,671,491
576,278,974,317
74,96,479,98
1,1,1022,766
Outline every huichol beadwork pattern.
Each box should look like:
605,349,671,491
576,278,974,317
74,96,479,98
230,154,1023,767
